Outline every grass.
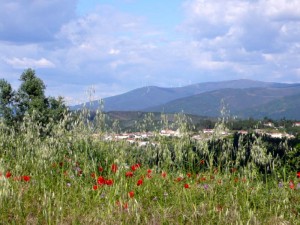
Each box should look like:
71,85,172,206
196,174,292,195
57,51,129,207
0,111,300,224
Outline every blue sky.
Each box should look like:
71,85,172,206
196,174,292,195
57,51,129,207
1,0,300,105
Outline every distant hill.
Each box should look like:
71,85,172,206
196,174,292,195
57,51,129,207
72,79,292,111
144,86,300,119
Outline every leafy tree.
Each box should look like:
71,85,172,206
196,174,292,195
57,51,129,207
0,68,68,134
0,79,15,126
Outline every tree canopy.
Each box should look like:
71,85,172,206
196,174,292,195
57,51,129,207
0,68,67,132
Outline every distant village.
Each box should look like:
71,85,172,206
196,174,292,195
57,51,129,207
93,121,300,146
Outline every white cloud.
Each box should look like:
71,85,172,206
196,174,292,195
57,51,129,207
4,57,55,69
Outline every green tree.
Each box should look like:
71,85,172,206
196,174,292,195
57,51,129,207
1,68,68,134
0,79,15,126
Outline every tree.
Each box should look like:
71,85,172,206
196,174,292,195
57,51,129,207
0,68,68,133
0,79,15,126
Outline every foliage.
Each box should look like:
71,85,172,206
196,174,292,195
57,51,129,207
0,68,67,134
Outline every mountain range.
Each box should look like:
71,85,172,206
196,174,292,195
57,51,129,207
72,79,300,120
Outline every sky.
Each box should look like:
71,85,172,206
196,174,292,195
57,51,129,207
1,0,300,105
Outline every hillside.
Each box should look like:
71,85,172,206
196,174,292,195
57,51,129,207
144,86,300,119
72,79,287,111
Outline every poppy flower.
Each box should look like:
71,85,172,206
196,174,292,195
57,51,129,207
91,173,96,178
184,183,190,189
5,171,12,178
290,180,295,189
147,169,152,174
128,191,134,198
161,172,167,178
111,164,118,173
200,177,206,182
93,185,98,190
123,202,128,210
137,179,143,186
98,166,103,172
22,175,30,182
105,179,114,186
187,173,192,178
297,171,300,178
200,159,205,165
176,177,183,182
97,176,105,185
146,174,152,179
125,171,134,178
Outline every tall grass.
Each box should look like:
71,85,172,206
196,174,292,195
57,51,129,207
0,108,299,224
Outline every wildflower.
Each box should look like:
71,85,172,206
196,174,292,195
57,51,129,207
187,173,192,178
200,159,205,165
137,179,143,186
234,178,239,183
176,177,183,182
200,177,206,182
203,184,209,190
161,172,167,178
297,183,300,190
146,174,152,179
128,191,134,198
147,169,152,174
22,175,30,182
111,164,118,173
5,171,12,178
184,183,190,189
91,173,96,178
59,162,63,167
125,171,134,178
210,175,215,180
123,202,128,210
105,179,114,186
97,176,105,185
66,183,71,187
278,182,283,188
289,180,295,189
93,185,98,190
98,166,103,172
297,171,300,178
131,165,137,171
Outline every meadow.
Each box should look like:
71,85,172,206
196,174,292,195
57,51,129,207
0,110,300,224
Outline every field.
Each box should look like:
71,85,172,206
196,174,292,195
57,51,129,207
1,111,300,224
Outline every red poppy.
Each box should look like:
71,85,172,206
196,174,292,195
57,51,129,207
131,165,137,171
125,171,134,177
93,185,98,190
22,175,30,182
184,183,190,189
147,169,152,174
137,179,143,186
200,177,206,182
289,180,295,189
146,174,152,179
297,171,300,178
187,173,192,178
5,171,12,178
128,191,134,198
161,172,167,178
200,159,205,165
123,202,128,209
91,173,96,178
111,164,118,173
176,177,183,182
98,166,103,172
97,176,105,185
105,179,114,186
